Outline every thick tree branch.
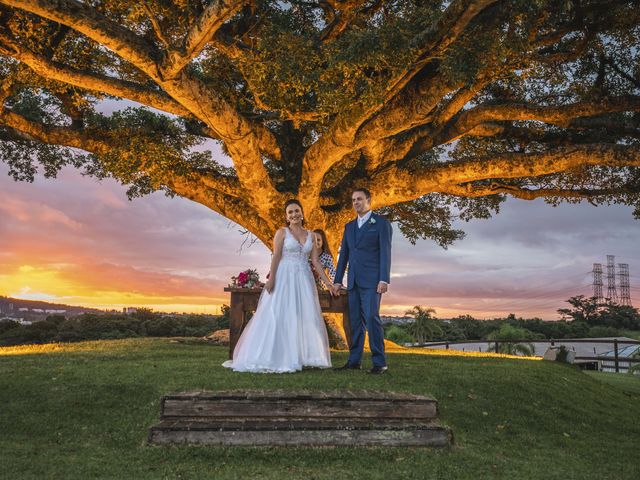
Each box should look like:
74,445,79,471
486,122,640,146
368,144,640,206
319,0,377,42
532,30,595,65
0,125,38,142
323,61,506,192
1,0,284,217
430,75,498,129
198,171,241,197
352,22,621,180
0,86,270,239
166,176,274,246
162,0,247,79
385,0,499,107
299,0,498,213
439,96,640,144
142,2,171,49
356,0,499,140
371,73,499,166
0,41,278,165
0,105,241,202
300,73,461,219
0,0,161,77
0,34,192,117
0,105,110,152
0,106,262,230
440,183,638,201
605,57,640,90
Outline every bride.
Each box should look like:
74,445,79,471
223,199,336,373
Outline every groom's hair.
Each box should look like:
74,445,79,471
353,187,371,200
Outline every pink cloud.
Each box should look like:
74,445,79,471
91,188,128,209
0,197,82,230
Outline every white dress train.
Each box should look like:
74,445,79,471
222,228,332,373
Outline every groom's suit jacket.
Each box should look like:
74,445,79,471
334,212,392,290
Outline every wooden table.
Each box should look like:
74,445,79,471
224,287,351,358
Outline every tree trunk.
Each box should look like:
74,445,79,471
323,313,349,350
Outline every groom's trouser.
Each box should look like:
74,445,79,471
347,286,386,367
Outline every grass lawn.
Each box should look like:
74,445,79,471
584,371,640,396
1,338,639,480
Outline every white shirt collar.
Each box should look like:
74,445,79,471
357,210,372,227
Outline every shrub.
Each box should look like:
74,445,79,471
0,321,58,345
586,326,620,338
1,311,226,346
385,325,413,345
440,322,467,341
45,315,67,326
0,320,21,334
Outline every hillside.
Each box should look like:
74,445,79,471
0,296,103,317
0,338,638,479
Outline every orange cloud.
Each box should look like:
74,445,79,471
0,259,229,313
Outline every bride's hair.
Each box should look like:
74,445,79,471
284,199,305,226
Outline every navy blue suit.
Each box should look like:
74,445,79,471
334,212,392,367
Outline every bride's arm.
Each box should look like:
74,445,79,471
265,228,285,293
311,235,337,295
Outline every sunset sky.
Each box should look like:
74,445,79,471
1,150,639,319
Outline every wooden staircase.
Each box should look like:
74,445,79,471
148,390,453,447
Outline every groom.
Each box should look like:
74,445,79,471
333,188,392,374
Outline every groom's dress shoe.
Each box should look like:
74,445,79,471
368,366,388,375
334,363,361,371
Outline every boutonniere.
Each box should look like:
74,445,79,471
369,218,376,224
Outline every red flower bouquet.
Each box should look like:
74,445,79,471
230,269,264,288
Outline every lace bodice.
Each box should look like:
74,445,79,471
281,228,313,265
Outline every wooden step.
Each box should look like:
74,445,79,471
160,390,438,420
148,390,452,447
148,417,452,447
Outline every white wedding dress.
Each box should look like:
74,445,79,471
222,228,332,373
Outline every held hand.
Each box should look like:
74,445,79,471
329,284,340,297
377,282,388,294
265,278,275,293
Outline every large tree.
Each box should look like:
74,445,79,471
1,0,639,256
